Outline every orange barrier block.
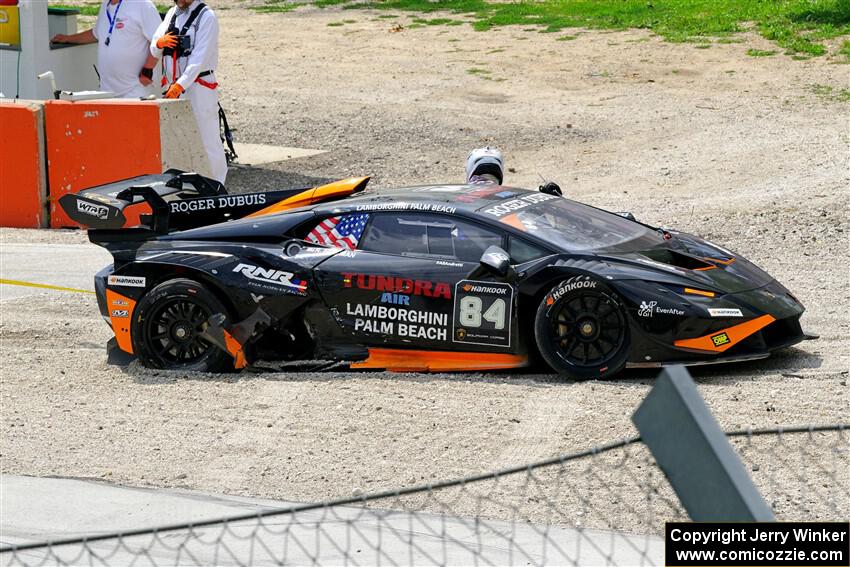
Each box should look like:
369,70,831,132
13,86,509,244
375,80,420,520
0,101,48,228
45,100,163,228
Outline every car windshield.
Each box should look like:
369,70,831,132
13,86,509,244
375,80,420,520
498,198,662,252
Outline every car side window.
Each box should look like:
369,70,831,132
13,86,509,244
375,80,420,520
509,236,550,263
357,213,429,256
359,213,504,263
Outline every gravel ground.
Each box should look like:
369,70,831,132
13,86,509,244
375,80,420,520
1,6,848,528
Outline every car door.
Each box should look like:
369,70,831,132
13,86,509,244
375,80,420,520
311,211,520,352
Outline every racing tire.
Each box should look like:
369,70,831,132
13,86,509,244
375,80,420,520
132,278,234,373
534,275,630,380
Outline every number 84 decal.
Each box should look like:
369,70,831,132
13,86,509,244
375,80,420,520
452,280,514,348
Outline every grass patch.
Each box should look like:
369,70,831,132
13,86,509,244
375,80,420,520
251,1,299,12
53,1,170,14
556,34,577,41
839,40,850,61
54,2,169,15
327,20,346,25
53,3,99,16
809,83,850,101
308,0,850,59
466,67,505,81
747,48,778,57
413,16,458,25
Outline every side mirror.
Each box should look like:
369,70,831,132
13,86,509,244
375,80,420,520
479,245,512,277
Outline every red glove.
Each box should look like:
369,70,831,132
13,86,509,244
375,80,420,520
156,32,178,49
164,83,184,99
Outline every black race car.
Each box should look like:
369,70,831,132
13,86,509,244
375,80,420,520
61,172,813,379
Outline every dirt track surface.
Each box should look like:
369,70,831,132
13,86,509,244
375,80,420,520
1,7,848,525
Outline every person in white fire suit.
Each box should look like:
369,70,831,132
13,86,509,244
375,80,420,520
150,0,227,183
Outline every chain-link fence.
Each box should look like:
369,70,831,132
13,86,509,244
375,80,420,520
729,426,850,522
2,424,847,567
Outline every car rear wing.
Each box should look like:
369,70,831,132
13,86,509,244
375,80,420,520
58,171,370,242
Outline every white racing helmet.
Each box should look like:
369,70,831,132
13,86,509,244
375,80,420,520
465,147,504,185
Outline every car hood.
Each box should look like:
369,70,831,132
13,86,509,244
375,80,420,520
600,230,775,294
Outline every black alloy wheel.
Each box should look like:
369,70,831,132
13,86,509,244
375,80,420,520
144,297,213,365
535,276,630,379
550,291,626,367
132,278,233,372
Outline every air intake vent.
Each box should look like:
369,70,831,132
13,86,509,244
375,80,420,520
640,249,716,271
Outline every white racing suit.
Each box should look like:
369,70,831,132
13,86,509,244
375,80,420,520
150,1,227,184
467,173,501,185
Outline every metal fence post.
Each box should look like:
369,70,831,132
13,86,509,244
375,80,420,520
632,365,775,522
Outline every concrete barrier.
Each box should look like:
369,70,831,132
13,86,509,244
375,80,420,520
157,99,211,176
0,100,48,228
44,99,209,228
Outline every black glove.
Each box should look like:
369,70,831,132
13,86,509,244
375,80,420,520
539,181,562,196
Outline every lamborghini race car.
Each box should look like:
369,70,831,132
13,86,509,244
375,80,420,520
62,173,813,379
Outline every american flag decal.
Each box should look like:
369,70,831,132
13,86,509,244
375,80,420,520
307,213,369,249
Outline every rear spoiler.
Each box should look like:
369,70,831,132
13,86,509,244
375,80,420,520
58,171,370,241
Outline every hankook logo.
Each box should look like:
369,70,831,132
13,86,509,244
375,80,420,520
108,275,146,287
463,284,508,295
549,279,597,303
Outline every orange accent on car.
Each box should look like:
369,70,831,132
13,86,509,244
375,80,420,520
674,314,775,353
500,213,527,231
694,257,735,271
245,177,370,218
684,287,716,297
106,289,137,355
351,349,528,372
222,329,247,369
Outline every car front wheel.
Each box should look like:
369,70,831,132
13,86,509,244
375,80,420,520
534,275,630,380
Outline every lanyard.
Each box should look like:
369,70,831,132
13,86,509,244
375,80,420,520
104,0,124,46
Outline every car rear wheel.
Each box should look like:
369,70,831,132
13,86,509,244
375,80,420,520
132,278,234,372
534,275,630,380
